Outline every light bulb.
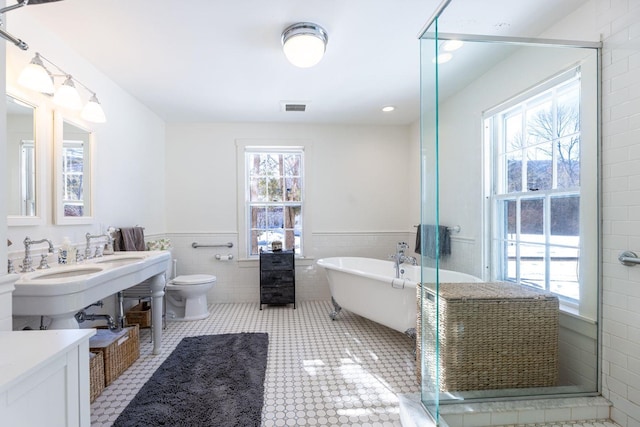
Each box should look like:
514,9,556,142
81,94,106,123
18,53,54,94
53,76,83,110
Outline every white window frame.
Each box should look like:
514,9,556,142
483,63,598,320
236,139,313,260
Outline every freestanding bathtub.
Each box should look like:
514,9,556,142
316,257,482,335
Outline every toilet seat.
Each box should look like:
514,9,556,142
170,274,216,285
165,274,216,321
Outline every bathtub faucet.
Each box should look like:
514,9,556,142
390,241,416,278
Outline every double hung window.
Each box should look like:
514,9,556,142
486,69,582,302
245,149,304,256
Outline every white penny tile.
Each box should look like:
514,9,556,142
90,301,621,427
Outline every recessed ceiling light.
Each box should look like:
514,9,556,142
432,53,453,64
382,105,395,112
441,40,464,52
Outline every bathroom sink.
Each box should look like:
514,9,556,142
30,267,104,280
13,250,171,355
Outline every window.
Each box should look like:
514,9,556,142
244,148,304,256
61,140,85,217
486,69,582,302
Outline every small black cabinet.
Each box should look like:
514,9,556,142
259,250,295,309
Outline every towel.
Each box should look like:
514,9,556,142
114,227,146,251
415,224,451,258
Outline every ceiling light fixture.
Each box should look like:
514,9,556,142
382,106,395,112
441,40,464,52
281,22,328,68
432,52,453,64
17,52,106,123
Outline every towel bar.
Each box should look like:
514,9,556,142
413,224,461,233
619,251,640,266
191,242,233,249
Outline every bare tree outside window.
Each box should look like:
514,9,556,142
247,151,303,255
491,72,581,300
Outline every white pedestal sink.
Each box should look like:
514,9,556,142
12,251,170,355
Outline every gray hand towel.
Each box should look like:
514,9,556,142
114,227,146,251
415,224,451,258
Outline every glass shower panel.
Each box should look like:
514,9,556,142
418,17,441,422
419,10,600,411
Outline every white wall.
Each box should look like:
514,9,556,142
4,11,167,251
164,122,415,302
4,10,167,329
0,0,7,284
165,123,413,233
596,0,640,425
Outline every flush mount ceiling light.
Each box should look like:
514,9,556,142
281,22,328,68
441,39,464,52
432,52,453,64
17,52,107,122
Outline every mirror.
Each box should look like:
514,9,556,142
6,94,42,226
54,111,93,224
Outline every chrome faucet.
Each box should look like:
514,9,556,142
85,232,112,259
22,236,54,273
389,241,417,278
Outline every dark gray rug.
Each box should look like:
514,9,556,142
112,333,269,427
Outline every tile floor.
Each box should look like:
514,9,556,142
91,300,418,426
90,300,617,427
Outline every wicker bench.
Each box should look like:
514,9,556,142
416,281,559,392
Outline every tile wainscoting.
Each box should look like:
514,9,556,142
166,231,415,305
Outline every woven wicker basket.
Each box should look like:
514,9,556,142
90,325,140,386
416,281,559,392
126,302,151,328
89,351,105,403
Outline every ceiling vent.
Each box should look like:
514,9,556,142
281,101,309,112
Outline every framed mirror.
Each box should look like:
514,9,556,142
6,94,43,226
54,111,94,225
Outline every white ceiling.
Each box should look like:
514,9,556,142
14,0,587,125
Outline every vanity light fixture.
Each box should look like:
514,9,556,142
53,75,82,110
17,52,107,123
281,22,328,68
17,53,54,93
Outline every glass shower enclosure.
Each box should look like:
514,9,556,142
417,1,601,422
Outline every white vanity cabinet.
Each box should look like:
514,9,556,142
0,329,95,427
0,274,18,331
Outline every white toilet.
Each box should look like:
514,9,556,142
165,273,216,321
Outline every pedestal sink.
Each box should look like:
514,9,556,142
13,251,170,355
29,267,104,280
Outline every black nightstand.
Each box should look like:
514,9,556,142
259,250,295,309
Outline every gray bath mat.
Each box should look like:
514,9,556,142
112,333,269,427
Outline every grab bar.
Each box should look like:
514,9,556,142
191,242,233,249
618,251,640,266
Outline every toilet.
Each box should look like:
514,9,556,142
165,274,216,321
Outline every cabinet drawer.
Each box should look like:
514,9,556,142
261,287,294,303
260,253,294,270
260,271,294,286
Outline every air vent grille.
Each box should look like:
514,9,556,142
285,103,306,112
